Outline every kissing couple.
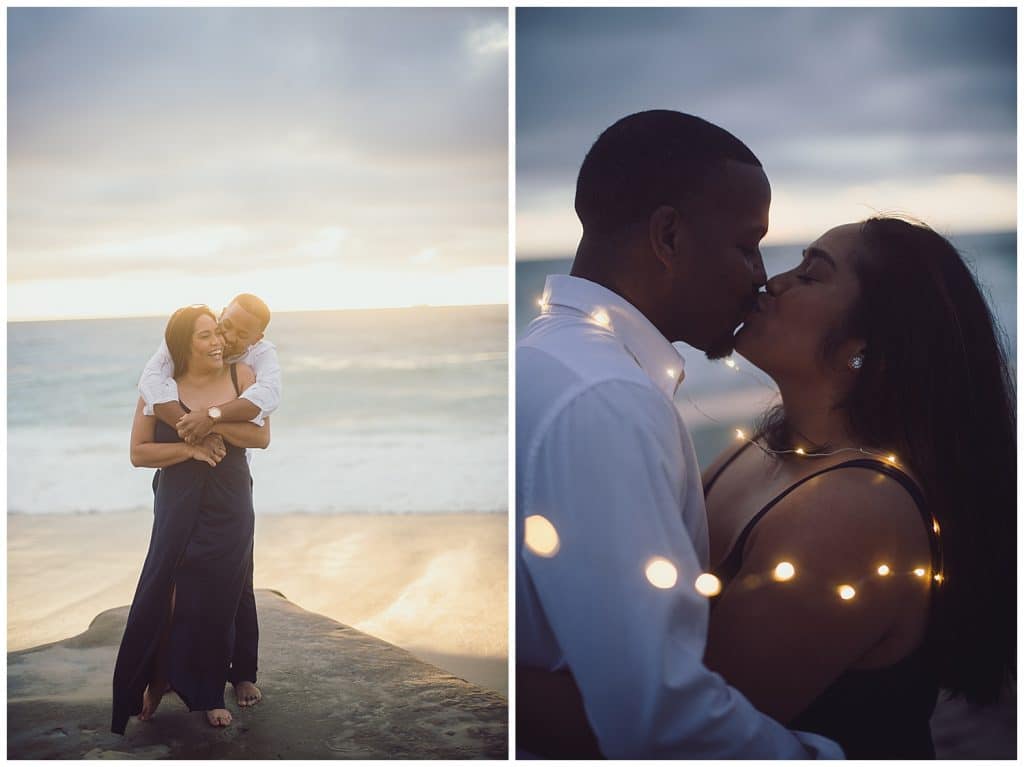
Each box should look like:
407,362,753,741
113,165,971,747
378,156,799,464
516,111,1015,758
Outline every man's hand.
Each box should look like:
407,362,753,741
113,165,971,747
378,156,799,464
189,433,227,466
177,409,215,443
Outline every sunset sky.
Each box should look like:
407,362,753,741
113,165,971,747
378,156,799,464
8,8,508,321
517,7,1016,258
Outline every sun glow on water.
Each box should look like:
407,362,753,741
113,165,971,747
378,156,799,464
8,263,508,322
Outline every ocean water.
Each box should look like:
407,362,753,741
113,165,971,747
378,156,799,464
517,231,1017,466
8,305,508,514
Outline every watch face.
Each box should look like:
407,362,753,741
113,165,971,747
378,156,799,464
208,406,222,420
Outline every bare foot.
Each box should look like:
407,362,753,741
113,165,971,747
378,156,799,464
233,680,262,707
138,682,170,721
206,708,232,727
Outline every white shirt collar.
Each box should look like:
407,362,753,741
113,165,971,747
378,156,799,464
542,274,686,398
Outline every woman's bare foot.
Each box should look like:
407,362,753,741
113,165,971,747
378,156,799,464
206,708,232,727
233,680,262,707
138,682,170,721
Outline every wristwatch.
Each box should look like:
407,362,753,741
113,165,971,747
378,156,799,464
207,406,222,421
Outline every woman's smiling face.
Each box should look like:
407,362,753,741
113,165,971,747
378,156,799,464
189,313,225,372
735,223,865,380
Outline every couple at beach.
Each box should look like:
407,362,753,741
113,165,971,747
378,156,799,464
111,294,281,733
516,111,1015,758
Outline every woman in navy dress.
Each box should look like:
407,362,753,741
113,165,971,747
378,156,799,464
112,305,270,733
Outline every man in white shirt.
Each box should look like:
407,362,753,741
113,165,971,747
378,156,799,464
517,111,842,758
138,293,281,709
139,294,281,442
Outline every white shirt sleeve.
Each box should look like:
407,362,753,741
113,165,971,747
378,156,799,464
520,380,842,759
138,341,178,416
240,342,282,420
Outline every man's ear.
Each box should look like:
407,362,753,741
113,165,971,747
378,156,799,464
648,205,684,272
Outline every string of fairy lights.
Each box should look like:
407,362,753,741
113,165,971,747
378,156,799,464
526,298,946,601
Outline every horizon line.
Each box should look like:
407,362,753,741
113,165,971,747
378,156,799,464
7,301,508,325
515,225,1017,262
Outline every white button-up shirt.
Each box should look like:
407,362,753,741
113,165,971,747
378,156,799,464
138,338,281,424
517,275,842,759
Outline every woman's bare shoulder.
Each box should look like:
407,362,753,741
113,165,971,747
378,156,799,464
745,464,933,584
702,441,751,487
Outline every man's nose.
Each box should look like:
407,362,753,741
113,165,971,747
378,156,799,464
751,251,767,288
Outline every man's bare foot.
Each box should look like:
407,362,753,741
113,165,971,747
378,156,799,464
138,682,170,721
233,680,262,707
206,708,232,727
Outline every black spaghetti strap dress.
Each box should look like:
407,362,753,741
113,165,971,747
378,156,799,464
112,365,255,734
704,442,942,759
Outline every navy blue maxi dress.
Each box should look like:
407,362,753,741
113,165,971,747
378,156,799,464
111,367,254,734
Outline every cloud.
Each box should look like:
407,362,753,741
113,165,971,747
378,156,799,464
516,7,1015,255
8,8,508,297
411,247,440,265
467,21,509,55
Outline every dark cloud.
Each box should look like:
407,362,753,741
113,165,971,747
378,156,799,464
517,7,1015,189
8,8,508,281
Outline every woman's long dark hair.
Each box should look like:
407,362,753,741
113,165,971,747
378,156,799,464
756,216,1016,704
165,305,217,378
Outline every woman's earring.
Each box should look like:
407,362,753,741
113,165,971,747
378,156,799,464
848,354,865,370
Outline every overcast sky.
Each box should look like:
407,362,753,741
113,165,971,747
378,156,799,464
517,7,1016,257
9,8,508,320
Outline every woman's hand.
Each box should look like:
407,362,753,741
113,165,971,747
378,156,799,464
189,434,227,466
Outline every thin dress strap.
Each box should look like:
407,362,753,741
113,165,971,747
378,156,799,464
703,440,754,495
715,459,941,586
229,363,241,397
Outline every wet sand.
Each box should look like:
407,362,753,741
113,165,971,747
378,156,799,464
7,511,508,696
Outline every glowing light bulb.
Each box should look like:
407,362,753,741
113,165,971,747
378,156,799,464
877,564,891,576
524,515,560,558
725,358,737,369
934,573,944,583
591,309,610,327
932,520,940,534
886,454,897,464
735,429,746,441
838,585,856,600
773,562,796,582
913,567,926,578
694,572,722,597
645,557,678,589
795,448,806,456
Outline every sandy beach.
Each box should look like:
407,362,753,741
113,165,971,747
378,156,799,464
7,511,508,696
